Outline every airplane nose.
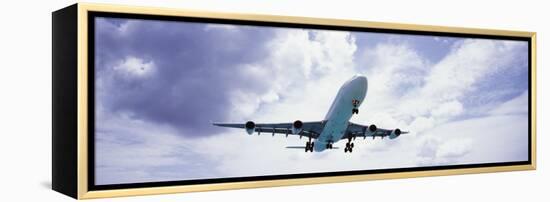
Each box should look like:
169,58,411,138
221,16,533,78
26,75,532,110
356,75,367,82
353,75,367,87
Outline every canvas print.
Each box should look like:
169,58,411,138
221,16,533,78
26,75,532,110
93,16,529,186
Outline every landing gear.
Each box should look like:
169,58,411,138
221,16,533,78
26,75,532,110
305,138,314,152
344,138,355,153
352,99,360,114
325,142,334,149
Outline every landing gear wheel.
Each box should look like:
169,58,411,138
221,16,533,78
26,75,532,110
344,147,348,153
352,108,359,114
349,147,353,153
305,146,313,152
346,142,350,148
305,142,313,152
351,143,354,148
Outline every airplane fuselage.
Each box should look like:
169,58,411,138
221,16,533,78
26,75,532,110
314,75,368,152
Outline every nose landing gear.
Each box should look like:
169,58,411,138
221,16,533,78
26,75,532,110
352,99,360,114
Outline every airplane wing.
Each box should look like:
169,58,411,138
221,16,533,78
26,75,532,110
213,121,324,139
343,122,409,140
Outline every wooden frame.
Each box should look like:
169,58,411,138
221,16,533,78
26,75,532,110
52,3,536,199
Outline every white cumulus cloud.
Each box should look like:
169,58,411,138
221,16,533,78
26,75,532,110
113,56,156,78
95,26,529,184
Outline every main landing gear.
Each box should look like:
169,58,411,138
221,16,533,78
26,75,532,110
305,137,314,152
344,138,355,153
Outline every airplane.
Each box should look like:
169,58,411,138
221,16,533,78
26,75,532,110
213,75,408,153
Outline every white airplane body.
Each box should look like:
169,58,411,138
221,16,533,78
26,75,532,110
214,75,408,153
315,75,368,152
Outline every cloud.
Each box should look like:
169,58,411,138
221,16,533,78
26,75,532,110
430,100,464,119
416,114,528,166
203,24,239,32
94,17,530,184
489,90,529,115
351,38,528,137
438,138,473,158
95,17,278,136
225,29,359,122
415,88,529,166
113,56,156,78
191,32,529,177
200,37,529,176
95,111,222,185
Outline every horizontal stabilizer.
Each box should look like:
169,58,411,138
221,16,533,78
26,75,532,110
285,146,306,149
285,146,339,149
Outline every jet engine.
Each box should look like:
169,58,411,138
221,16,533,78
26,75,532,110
292,120,303,134
389,128,402,139
369,124,377,132
245,121,255,135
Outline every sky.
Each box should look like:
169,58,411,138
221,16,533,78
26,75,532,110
94,17,530,185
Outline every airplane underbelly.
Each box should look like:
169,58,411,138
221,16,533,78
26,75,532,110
331,121,348,139
318,113,350,143
314,119,347,152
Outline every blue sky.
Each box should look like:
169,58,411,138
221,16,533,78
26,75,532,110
94,17,529,185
